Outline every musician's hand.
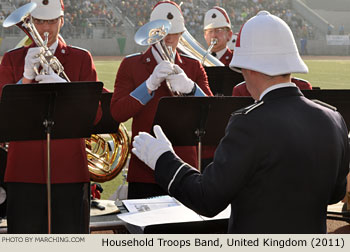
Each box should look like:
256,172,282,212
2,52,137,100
167,64,194,94
132,125,174,170
23,47,43,80
146,61,174,92
35,67,67,83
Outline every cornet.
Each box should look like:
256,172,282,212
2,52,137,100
3,2,70,81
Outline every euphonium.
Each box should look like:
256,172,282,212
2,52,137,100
134,19,181,96
3,3,130,182
86,124,130,182
177,29,224,66
3,2,70,81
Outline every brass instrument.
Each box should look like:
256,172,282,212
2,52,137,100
178,29,224,66
86,124,130,182
134,19,180,96
3,3,130,182
3,2,70,81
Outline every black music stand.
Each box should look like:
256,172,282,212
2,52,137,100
152,96,253,171
0,82,103,233
92,92,120,134
204,66,244,96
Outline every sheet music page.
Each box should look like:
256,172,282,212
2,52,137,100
118,204,203,227
122,195,180,213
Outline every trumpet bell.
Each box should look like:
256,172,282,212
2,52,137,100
2,2,37,28
134,19,171,46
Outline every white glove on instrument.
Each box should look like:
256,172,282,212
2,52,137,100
132,125,174,170
23,47,43,80
35,67,67,83
146,61,174,91
167,64,195,94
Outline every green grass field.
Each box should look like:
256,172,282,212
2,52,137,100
94,57,350,200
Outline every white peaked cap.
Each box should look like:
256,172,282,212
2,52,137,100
229,11,308,76
150,1,185,34
31,0,64,20
204,6,231,30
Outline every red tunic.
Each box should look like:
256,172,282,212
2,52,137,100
218,48,233,66
0,40,99,184
111,48,213,183
232,77,312,96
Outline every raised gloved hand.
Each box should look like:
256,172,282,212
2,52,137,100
132,125,174,170
146,61,174,92
167,64,195,94
35,67,67,83
23,47,43,80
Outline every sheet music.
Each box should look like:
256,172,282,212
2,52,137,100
122,195,180,213
118,204,203,227
119,196,231,228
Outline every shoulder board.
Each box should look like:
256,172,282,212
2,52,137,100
179,53,198,61
68,45,89,52
234,101,264,115
6,46,24,53
125,52,142,58
312,99,337,111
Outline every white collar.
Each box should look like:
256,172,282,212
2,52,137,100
213,47,228,60
259,82,296,101
49,40,59,54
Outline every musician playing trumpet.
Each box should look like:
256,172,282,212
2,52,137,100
0,0,100,233
110,1,213,199
203,6,234,65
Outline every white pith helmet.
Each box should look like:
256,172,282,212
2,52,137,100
31,0,64,20
229,10,308,76
150,1,185,34
204,6,231,30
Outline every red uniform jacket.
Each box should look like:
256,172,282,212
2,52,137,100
232,77,312,96
111,48,213,183
0,40,99,184
218,48,233,66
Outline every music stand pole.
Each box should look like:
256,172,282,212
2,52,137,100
43,92,56,234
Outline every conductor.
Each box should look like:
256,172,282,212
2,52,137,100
131,11,349,233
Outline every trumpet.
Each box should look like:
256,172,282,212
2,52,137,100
3,2,70,81
134,19,181,96
202,38,218,65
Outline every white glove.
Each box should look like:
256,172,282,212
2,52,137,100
146,61,174,91
167,64,195,94
35,67,67,83
132,125,174,170
23,47,43,80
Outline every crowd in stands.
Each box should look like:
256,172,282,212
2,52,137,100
0,0,317,41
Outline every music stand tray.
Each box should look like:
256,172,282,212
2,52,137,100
153,96,253,170
0,81,103,233
204,66,244,96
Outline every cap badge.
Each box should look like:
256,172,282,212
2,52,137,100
167,12,174,20
212,13,217,19
43,0,49,5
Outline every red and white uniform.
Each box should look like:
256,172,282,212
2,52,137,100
218,48,233,66
111,48,213,184
0,40,99,184
232,77,312,96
